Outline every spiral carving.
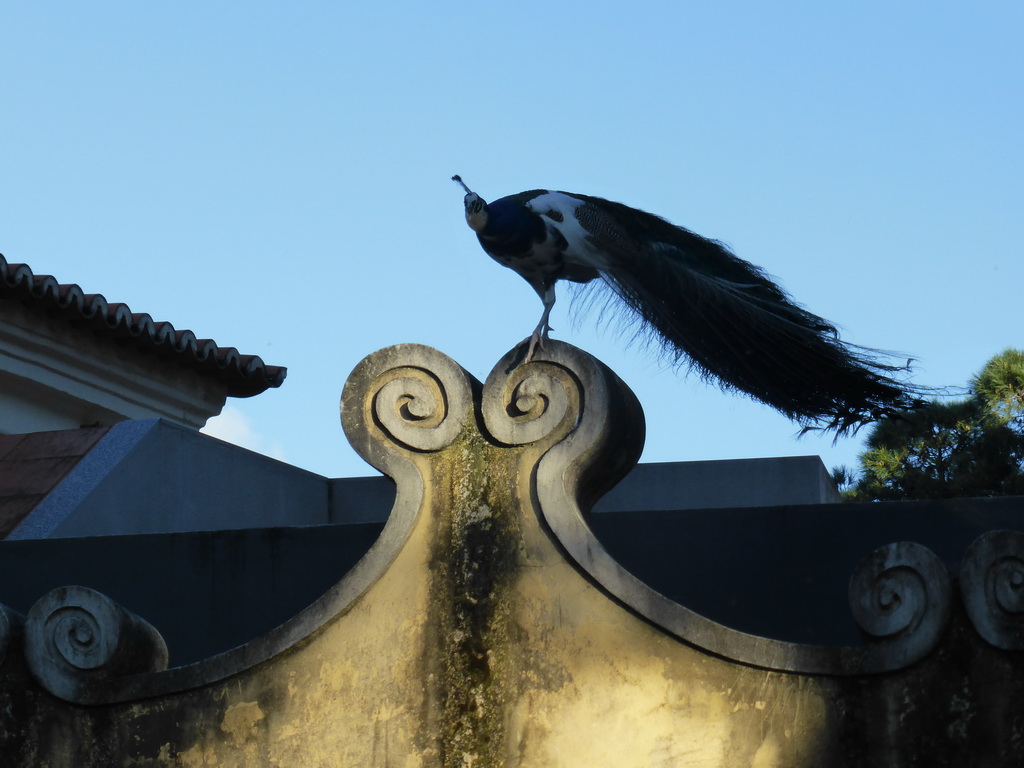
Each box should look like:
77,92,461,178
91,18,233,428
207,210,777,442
991,557,1024,615
961,530,1024,649
482,360,580,446
850,565,925,639
342,345,475,464
848,542,950,657
25,586,168,700
373,366,462,451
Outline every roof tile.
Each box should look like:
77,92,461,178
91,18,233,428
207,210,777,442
0,253,286,397
0,426,111,538
0,495,39,539
3,426,109,461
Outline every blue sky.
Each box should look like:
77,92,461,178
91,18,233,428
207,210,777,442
3,3,1022,479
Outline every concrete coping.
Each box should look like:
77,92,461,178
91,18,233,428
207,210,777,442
10,342,1021,706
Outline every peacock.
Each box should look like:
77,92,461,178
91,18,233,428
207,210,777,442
453,175,925,435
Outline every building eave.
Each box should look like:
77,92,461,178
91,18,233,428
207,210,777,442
0,254,286,399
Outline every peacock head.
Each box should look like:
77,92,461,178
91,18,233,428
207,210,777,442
452,175,488,232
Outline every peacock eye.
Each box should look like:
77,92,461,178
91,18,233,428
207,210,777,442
470,200,483,214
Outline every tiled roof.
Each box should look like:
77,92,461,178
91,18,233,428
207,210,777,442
0,426,109,538
0,253,286,397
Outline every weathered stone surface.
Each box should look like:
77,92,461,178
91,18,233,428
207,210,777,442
24,586,168,699
960,529,1024,649
0,341,1021,766
0,604,22,666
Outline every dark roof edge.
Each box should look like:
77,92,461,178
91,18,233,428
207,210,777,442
0,253,286,398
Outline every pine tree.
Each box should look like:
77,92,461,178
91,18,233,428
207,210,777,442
836,349,1024,501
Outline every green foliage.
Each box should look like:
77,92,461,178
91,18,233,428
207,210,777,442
837,349,1024,501
972,348,1024,428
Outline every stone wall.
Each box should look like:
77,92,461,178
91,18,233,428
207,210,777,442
0,342,1021,766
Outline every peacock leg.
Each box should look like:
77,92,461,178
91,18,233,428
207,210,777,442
524,285,556,362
